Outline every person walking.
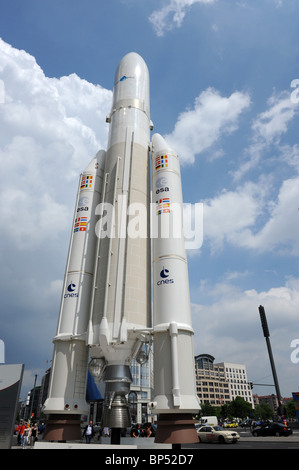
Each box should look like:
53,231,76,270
82,420,95,444
21,423,30,449
30,423,38,447
17,422,25,446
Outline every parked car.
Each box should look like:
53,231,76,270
197,425,240,444
224,422,238,428
252,422,293,437
198,416,218,426
240,419,252,428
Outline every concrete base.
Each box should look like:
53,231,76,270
35,441,137,449
43,414,82,441
155,414,199,444
35,437,171,449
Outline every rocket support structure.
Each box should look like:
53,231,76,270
43,53,200,444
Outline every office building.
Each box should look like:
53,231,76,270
195,354,254,408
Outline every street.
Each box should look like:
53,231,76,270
183,428,299,450
11,428,299,450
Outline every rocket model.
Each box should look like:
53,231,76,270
43,52,200,444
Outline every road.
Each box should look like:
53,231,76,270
11,428,299,450
183,428,299,449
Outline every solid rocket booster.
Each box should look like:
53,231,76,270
87,53,152,429
43,151,105,440
151,133,200,443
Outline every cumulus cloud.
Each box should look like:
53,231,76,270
165,87,251,164
202,180,266,253
239,177,299,255
200,174,299,256
0,38,112,252
168,88,299,257
234,91,299,180
191,277,299,395
0,38,112,383
149,0,218,36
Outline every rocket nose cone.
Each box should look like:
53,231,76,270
118,51,148,72
152,133,175,156
115,52,149,85
112,52,150,111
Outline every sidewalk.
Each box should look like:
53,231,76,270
12,436,172,449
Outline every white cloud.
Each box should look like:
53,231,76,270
164,87,251,164
234,91,299,180
201,174,299,256
192,277,299,395
202,181,265,252
0,39,114,385
252,92,297,145
239,177,299,255
0,38,112,252
149,0,218,36
161,88,298,258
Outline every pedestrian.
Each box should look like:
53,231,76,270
103,426,110,437
17,422,25,445
145,424,152,438
132,423,142,437
82,420,95,443
30,423,38,447
21,423,30,449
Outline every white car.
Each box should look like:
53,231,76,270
196,425,240,444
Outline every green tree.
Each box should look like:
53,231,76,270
285,400,296,419
200,403,215,417
227,396,252,419
220,404,229,419
253,402,273,420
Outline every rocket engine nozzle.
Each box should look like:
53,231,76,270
101,364,132,429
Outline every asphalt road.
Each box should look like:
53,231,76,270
183,428,299,449
10,428,299,450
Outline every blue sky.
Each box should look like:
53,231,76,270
0,0,299,400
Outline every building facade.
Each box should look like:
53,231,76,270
217,361,254,408
129,348,154,423
195,354,254,408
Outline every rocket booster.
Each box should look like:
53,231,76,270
151,133,200,443
43,151,105,440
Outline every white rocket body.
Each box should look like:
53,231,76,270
151,134,200,416
87,53,152,428
44,53,199,442
87,52,151,354
43,151,105,422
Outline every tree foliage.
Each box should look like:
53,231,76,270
227,396,253,419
